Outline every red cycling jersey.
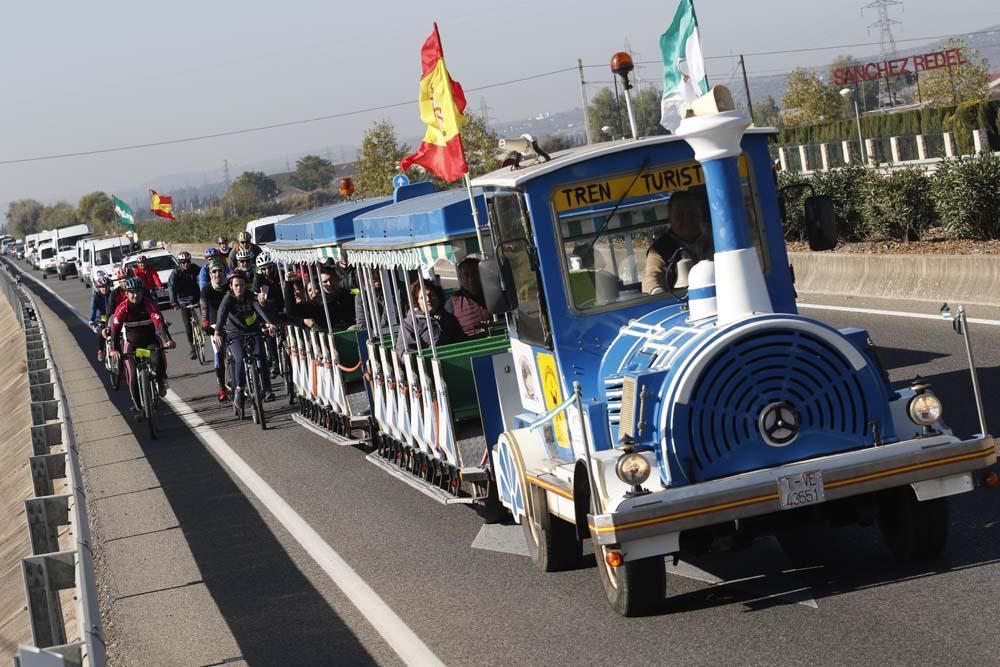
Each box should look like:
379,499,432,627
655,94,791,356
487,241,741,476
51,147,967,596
133,265,163,291
110,295,167,351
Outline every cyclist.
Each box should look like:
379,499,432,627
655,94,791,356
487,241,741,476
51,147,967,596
228,230,261,266
133,255,164,292
216,236,232,264
234,247,256,279
106,268,132,319
214,270,276,409
200,258,230,401
198,247,227,289
252,252,285,376
88,272,112,361
109,276,176,418
168,251,202,359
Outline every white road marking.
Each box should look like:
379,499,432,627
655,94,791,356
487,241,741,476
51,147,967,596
798,302,1000,326
9,262,445,667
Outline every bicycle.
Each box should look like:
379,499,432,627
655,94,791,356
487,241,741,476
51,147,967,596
225,332,268,430
97,317,123,391
125,346,161,439
184,304,208,365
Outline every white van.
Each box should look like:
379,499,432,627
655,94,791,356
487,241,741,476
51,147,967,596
86,235,136,287
246,214,293,247
36,240,58,277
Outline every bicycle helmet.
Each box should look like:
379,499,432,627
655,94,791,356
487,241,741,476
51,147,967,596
255,251,274,268
235,248,253,262
136,255,148,265
228,269,249,283
124,276,144,291
216,236,229,245
177,251,192,262
94,273,111,288
204,247,219,259
237,231,251,243
208,258,228,273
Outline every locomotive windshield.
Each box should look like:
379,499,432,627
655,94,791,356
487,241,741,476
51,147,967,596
487,190,550,347
555,158,766,312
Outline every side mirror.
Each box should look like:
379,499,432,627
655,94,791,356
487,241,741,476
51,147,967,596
479,256,517,315
804,195,837,251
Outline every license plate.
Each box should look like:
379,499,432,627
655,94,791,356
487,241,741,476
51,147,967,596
778,470,825,510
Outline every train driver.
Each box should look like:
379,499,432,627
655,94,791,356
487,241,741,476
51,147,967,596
641,190,713,295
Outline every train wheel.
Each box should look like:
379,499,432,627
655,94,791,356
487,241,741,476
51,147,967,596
877,487,949,564
522,484,581,572
593,543,666,617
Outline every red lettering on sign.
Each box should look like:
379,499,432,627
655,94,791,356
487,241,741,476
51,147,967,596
834,68,847,86
912,53,926,72
864,63,879,80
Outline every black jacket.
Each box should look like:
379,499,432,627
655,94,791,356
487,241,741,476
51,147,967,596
216,292,272,336
283,282,353,332
168,263,201,305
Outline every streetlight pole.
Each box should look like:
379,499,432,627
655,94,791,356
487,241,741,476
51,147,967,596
841,88,867,164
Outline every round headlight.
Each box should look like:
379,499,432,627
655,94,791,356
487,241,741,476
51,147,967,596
615,452,651,486
909,393,942,426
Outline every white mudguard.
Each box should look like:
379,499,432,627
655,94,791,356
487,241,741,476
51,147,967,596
391,350,412,447
326,332,348,415
367,340,387,433
432,358,459,466
379,344,400,441
417,355,439,460
402,352,428,455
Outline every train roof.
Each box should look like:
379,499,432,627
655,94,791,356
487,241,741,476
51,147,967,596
471,128,778,190
269,196,393,250
345,187,488,252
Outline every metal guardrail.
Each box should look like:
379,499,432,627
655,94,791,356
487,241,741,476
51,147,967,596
0,261,106,667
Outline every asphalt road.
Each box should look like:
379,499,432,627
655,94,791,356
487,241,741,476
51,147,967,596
14,263,1000,666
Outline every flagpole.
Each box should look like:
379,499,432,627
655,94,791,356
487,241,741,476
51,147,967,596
463,173,487,257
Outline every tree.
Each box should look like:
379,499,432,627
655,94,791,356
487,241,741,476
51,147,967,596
6,199,44,237
782,68,843,127
918,38,989,107
460,112,501,179
289,154,336,191
539,133,573,153
587,86,668,140
356,119,411,197
226,171,279,216
38,203,78,231
77,191,116,232
752,96,783,130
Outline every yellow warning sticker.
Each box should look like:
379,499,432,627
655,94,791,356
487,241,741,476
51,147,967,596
537,352,569,448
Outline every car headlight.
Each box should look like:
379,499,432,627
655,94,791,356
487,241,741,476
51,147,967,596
908,393,942,425
615,452,651,486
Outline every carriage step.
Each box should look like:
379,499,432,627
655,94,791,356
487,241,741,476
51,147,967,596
365,453,477,506
292,413,367,447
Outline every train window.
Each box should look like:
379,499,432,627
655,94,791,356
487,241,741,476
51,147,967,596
555,160,767,313
487,191,550,347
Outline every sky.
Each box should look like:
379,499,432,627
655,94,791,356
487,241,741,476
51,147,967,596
1,0,998,212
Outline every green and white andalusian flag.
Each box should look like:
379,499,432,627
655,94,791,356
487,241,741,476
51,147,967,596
659,0,709,132
112,195,135,232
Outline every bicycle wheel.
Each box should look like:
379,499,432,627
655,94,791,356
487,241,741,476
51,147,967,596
108,354,121,391
192,314,208,365
253,359,267,430
138,368,158,439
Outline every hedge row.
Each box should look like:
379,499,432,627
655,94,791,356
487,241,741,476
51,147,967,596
777,100,1000,155
136,213,254,245
777,151,1000,242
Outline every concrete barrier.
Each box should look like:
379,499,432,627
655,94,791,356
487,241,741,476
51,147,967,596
788,252,1000,307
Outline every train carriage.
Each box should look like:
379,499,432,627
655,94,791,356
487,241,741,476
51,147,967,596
344,185,508,503
267,196,392,443
470,87,996,616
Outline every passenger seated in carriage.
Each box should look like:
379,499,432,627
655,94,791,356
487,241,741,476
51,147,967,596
444,256,490,339
641,189,713,295
283,264,354,331
401,278,465,350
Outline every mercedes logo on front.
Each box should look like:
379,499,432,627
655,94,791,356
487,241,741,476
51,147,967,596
759,402,800,447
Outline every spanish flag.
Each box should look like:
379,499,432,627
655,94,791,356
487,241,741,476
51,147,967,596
399,23,468,182
150,190,176,221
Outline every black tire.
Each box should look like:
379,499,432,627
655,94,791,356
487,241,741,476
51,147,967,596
522,484,582,572
109,356,121,391
138,369,158,440
593,542,666,617
878,487,950,564
247,361,265,429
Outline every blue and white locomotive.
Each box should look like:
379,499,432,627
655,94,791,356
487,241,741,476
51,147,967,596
468,87,996,615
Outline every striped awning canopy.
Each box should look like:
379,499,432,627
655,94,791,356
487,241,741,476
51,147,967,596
347,235,481,269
